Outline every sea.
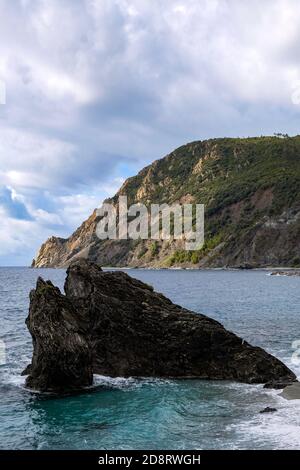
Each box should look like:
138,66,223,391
0,267,300,450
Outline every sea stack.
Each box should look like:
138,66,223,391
24,259,296,392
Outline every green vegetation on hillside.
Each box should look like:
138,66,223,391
112,135,300,266
34,135,300,268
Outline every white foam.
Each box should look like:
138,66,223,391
229,388,300,449
92,374,171,390
3,372,26,387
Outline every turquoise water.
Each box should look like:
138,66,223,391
1,267,300,449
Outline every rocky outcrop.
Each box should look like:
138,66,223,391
25,277,93,392
24,259,296,392
31,210,99,268
270,270,300,277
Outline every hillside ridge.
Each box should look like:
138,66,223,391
32,136,300,268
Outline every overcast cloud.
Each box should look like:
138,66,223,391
1,0,300,264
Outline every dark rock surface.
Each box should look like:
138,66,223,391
24,260,296,392
259,407,277,413
25,277,93,392
264,379,298,389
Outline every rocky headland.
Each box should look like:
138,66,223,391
23,259,296,393
32,136,300,269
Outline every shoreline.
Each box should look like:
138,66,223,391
26,265,300,272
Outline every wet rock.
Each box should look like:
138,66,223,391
260,407,277,413
21,364,31,376
264,379,298,389
24,260,297,392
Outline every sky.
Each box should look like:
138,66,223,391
1,0,300,265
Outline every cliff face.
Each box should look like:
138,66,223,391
32,136,300,268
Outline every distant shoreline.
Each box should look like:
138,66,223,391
24,265,300,272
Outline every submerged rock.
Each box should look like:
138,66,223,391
259,407,277,413
24,260,296,392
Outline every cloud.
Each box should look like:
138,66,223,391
0,186,33,220
0,206,58,265
1,0,300,264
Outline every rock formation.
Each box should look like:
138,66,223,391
259,407,277,413
24,259,296,392
25,277,93,392
270,270,300,277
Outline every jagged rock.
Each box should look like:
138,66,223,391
24,260,296,392
25,277,93,392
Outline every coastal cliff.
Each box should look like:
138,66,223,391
32,136,300,268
